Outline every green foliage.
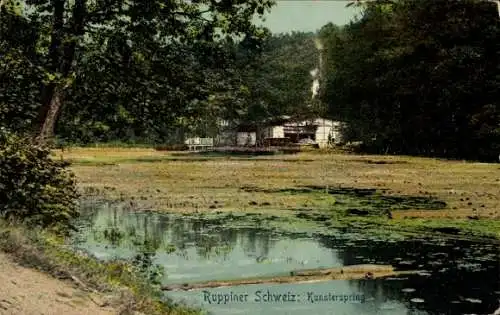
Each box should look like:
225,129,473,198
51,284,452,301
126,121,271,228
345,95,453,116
0,5,43,133
3,0,497,163
320,0,500,161
131,251,165,288
1,0,276,143
54,30,320,144
230,32,320,125
0,128,80,234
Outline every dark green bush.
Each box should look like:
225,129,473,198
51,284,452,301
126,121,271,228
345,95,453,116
154,144,188,151
0,128,80,234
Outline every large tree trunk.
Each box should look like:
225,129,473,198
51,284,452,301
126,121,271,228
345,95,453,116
33,0,86,144
32,0,64,144
35,85,64,143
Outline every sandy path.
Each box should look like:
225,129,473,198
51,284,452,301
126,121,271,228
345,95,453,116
0,252,117,315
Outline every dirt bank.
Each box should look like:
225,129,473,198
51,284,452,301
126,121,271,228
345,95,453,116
0,252,117,315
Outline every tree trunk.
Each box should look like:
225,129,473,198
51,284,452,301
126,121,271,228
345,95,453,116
35,85,64,143
33,0,86,145
32,0,64,144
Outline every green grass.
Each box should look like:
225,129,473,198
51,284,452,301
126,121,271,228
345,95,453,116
57,140,157,148
337,215,500,240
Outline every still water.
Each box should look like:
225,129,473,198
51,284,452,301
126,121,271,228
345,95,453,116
72,201,500,315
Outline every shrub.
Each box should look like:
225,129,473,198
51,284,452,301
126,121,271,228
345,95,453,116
0,128,80,234
154,144,188,151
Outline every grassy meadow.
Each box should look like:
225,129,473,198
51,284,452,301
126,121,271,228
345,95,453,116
55,147,500,239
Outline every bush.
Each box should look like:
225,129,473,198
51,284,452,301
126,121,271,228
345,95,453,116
0,128,80,234
154,144,188,151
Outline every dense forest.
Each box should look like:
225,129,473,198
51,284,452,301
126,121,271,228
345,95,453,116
319,0,500,161
1,0,499,161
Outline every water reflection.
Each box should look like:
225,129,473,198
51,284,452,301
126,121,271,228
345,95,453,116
73,201,500,315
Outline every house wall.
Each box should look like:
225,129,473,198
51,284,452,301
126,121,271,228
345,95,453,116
261,126,286,139
315,119,344,148
332,121,346,144
315,125,330,148
272,126,285,138
236,132,256,146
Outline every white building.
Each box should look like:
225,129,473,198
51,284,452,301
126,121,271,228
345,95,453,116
261,125,285,139
265,118,345,148
311,118,345,148
214,117,345,148
236,132,257,146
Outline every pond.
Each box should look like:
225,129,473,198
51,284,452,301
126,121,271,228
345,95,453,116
72,200,500,315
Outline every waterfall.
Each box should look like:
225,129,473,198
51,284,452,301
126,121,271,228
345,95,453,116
310,38,324,100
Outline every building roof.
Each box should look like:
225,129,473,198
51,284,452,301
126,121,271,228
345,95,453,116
222,116,342,131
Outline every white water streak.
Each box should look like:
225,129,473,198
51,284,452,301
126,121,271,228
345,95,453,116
310,38,324,100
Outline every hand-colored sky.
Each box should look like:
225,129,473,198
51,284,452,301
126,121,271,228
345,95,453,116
255,0,361,34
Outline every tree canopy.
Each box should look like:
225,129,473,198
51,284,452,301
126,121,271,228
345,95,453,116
1,0,275,143
1,0,498,161
319,0,499,161
230,31,319,125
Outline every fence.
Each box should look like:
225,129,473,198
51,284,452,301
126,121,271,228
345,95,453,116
184,137,214,151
